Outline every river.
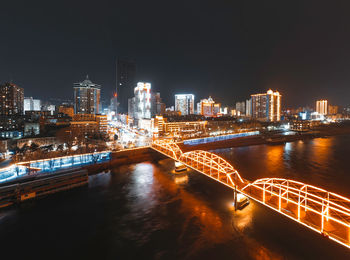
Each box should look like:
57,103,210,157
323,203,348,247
1,135,350,259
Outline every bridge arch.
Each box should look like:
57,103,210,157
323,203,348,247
179,150,245,187
151,139,350,248
242,178,350,215
242,177,350,246
152,139,183,160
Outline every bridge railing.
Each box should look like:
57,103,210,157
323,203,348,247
151,139,350,249
242,178,350,247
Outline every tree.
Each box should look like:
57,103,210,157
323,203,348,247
56,127,74,151
30,142,39,152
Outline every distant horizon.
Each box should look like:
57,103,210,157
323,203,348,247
0,77,344,110
1,1,350,108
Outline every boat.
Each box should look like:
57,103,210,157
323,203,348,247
266,137,286,145
235,193,250,210
175,161,187,172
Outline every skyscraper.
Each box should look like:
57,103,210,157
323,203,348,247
110,92,118,115
245,98,252,117
152,92,165,116
129,82,152,120
174,94,194,115
235,101,245,116
198,96,215,117
116,58,136,114
316,100,328,115
73,75,101,115
0,82,24,115
251,89,281,122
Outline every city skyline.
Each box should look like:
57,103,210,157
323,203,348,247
1,1,350,107
0,76,343,114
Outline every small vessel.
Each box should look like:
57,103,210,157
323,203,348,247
266,137,286,145
175,161,187,172
235,193,250,210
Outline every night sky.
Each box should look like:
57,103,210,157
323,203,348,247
1,0,350,108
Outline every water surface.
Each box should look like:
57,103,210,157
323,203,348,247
1,136,350,259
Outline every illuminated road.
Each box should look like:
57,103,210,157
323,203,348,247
109,121,152,148
152,139,350,249
0,152,111,183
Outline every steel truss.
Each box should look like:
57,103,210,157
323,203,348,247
151,139,350,249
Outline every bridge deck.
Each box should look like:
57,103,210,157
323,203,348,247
151,140,350,249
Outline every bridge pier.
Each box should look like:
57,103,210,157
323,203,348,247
234,186,237,211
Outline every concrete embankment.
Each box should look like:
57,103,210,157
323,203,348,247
85,147,166,175
178,133,321,152
0,147,167,209
0,168,88,209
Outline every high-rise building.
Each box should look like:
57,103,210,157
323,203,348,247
220,107,228,115
0,82,24,115
110,92,118,115
328,105,338,115
213,103,221,116
24,97,41,112
73,75,101,115
152,92,165,116
198,97,215,117
251,90,281,122
246,98,252,117
235,101,245,116
129,82,152,120
116,58,136,114
70,114,108,138
316,100,328,115
174,94,194,116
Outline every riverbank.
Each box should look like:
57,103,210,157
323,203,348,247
0,147,166,209
179,122,350,152
85,147,165,175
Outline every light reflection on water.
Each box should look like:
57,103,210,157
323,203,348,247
214,136,350,196
1,136,350,259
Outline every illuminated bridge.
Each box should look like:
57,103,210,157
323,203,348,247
152,139,350,250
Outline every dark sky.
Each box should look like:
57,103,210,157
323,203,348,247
1,0,350,108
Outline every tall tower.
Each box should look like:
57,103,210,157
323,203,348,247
133,82,151,120
251,90,281,122
116,58,136,114
316,100,328,115
0,82,24,115
73,75,101,115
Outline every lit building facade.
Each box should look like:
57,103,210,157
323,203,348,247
74,76,101,115
198,97,215,117
0,82,24,115
43,104,56,115
175,94,194,116
24,97,41,112
213,103,221,116
58,105,74,118
328,105,338,115
151,115,207,138
251,90,281,122
316,100,328,115
133,82,151,120
110,92,118,115
246,98,252,117
152,92,165,116
235,101,245,116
